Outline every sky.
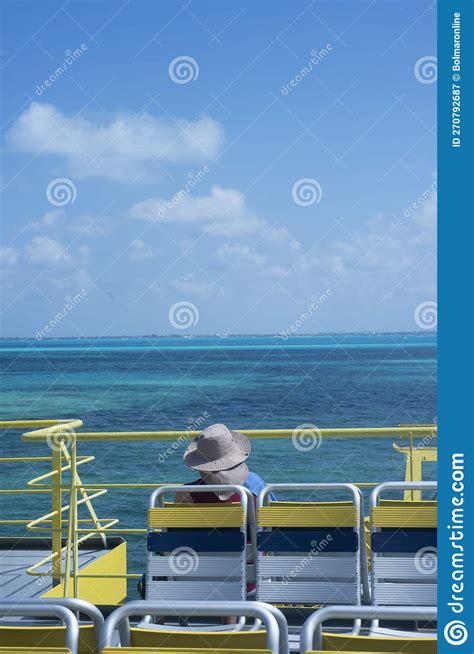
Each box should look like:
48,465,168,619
0,0,437,337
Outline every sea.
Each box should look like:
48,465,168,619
0,333,437,592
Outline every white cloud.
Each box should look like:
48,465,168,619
7,102,225,181
0,246,19,266
24,236,67,265
263,226,301,252
41,209,64,226
170,273,215,298
262,265,288,278
24,235,90,269
129,239,153,261
322,205,436,280
309,198,437,309
131,185,264,236
216,243,266,266
130,186,302,253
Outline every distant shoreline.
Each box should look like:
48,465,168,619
0,331,437,341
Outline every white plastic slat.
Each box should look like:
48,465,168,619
146,581,244,601
373,556,437,580
258,555,358,579
257,581,359,604
373,583,437,606
148,555,242,578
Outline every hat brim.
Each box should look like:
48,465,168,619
184,430,251,471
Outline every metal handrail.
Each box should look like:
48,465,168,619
40,598,104,654
22,424,437,442
0,420,437,597
101,600,288,654
300,605,437,652
370,480,438,509
0,602,80,654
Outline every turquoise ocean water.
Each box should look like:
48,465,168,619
0,333,437,586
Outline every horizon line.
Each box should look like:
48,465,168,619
0,330,438,341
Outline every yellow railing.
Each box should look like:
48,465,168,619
0,419,437,597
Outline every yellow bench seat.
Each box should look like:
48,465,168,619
129,629,268,649
103,649,272,654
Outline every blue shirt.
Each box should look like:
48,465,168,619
244,471,277,501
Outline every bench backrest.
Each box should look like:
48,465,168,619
369,482,437,607
256,484,365,606
146,485,254,602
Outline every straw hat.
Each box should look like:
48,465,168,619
183,423,251,472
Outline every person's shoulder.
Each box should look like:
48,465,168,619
244,470,267,493
246,470,266,483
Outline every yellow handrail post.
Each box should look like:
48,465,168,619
51,447,62,587
61,446,107,547
70,438,79,597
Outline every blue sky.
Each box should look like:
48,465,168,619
0,0,437,337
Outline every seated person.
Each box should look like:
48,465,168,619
179,422,272,504
138,424,274,600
